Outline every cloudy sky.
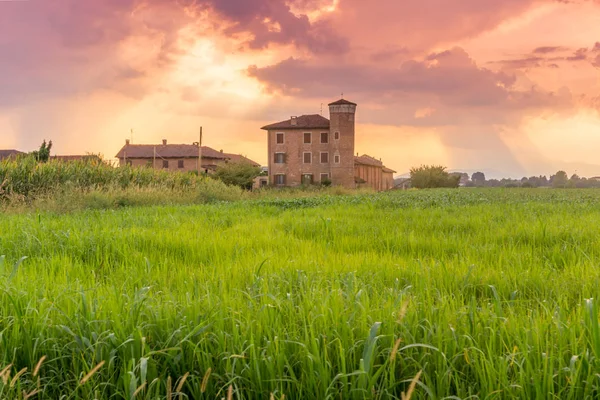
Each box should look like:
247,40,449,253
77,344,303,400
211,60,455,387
1,0,599,177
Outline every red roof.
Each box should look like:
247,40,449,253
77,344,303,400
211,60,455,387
223,153,261,167
355,155,396,173
261,114,330,130
328,99,357,106
115,144,226,159
354,155,383,167
115,144,260,166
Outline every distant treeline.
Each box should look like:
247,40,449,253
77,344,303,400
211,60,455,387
454,171,600,188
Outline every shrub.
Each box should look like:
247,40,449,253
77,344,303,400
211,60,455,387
410,165,460,189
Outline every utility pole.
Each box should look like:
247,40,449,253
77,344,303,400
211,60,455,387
198,126,203,176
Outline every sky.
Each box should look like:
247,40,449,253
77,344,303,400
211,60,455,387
1,0,599,178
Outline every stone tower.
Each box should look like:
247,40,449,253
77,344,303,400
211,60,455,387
328,99,356,188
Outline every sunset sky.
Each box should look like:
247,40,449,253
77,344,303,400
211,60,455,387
1,0,599,177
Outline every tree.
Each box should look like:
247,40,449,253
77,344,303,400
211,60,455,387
410,165,460,189
551,170,568,188
471,171,486,186
31,140,53,163
213,162,261,190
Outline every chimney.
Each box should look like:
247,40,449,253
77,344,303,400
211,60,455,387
290,116,297,126
162,139,167,145
220,149,223,153
125,139,130,145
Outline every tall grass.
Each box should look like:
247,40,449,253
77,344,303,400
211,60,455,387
2,189,600,398
0,155,245,211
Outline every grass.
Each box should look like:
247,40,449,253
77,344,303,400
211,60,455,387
1,189,600,398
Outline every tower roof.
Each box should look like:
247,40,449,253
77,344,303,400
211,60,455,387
261,114,330,130
328,99,357,106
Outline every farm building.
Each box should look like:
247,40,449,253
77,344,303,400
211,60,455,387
261,98,395,190
354,155,396,191
115,139,259,173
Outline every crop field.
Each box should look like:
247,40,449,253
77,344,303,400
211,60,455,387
2,189,600,399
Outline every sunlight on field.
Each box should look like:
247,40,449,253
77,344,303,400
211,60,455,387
2,190,600,398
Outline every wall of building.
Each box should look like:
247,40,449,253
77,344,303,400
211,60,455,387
329,105,356,188
382,171,394,191
119,157,218,173
355,164,383,191
268,130,343,186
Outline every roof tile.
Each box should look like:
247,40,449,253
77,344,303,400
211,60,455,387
261,114,330,130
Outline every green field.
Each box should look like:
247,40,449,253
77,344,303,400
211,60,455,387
2,189,600,399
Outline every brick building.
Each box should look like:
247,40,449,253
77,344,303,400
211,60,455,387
115,139,259,173
355,155,396,191
261,99,395,190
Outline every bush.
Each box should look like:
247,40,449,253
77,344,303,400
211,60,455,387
410,165,460,189
213,162,261,190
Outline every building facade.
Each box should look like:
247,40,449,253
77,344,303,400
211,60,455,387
115,140,259,173
355,155,396,191
261,99,395,190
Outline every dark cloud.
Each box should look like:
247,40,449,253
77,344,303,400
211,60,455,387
248,47,573,127
533,46,567,54
491,42,600,70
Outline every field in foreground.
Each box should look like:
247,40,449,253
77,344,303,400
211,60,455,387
2,189,600,399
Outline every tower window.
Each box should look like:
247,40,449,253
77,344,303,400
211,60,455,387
274,153,286,164
276,133,284,144
303,152,312,164
334,155,340,164
334,131,340,140
304,133,311,144
320,152,329,164
321,132,329,144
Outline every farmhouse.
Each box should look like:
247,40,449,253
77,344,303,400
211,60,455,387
115,139,259,173
0,149,24,161
261,99,395,190
355,154,396,191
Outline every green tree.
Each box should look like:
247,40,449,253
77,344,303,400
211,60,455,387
471,171,486,186
31,140,53,163
213,162,261,190
551,170,568,188
410,165,460,189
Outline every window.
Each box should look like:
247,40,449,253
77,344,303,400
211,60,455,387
320,173,329,182
178,160,184,169
304,132,311,144
303,152,312,164
321,132,329,144
334,155,340,164
276,133,284,144
162,160,169,169
320,152,329,164
274,153,286,164
274,174,286,185
302,174,313,185
334,131,340,140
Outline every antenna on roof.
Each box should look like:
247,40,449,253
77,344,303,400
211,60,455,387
130,128,133,144
320,103,323,115
341,92,344,99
